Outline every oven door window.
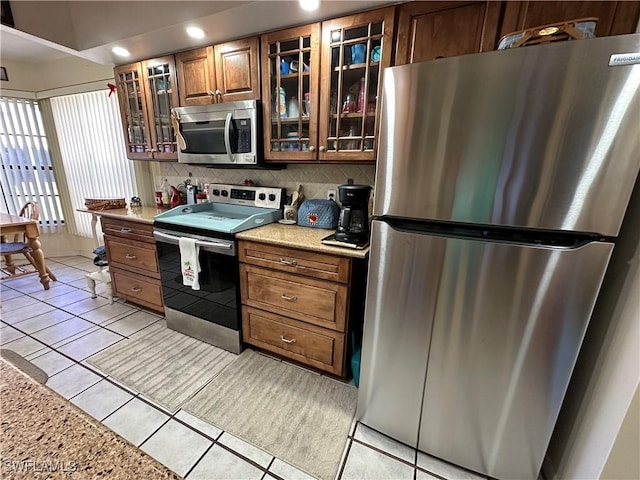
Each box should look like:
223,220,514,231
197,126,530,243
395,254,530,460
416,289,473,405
157,243,239,330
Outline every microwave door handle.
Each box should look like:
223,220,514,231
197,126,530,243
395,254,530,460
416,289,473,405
171,111,187,151
223,112,235,162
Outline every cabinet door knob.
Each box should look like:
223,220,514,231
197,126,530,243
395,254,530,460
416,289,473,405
281,293,298,302
145,148,153,153
131,287,142,293
280,335,297,344
319,146,326,152
279,257,297,266
120,228,131,233
125,254,137,260
309,146,315,152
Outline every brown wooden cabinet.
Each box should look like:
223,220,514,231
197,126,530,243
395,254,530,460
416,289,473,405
101,217,164,313
262,7,395,164
238,240,366,378
114,56,179,161
175,47,215,106
500,1,640,40
261,23,321,162
115,1,639,164
395,1,640,65
395,1,503,64
175,36,260,106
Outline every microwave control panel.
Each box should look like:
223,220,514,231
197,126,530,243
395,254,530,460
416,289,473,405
237,121,252,153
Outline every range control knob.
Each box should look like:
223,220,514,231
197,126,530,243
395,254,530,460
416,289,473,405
268,193,276,202
212,189,220,196
258,193,266,201
221,190,229,197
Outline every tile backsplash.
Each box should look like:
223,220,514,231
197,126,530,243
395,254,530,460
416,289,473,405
158,163,376,202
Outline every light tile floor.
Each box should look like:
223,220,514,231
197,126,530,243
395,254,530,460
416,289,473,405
0,256,491,480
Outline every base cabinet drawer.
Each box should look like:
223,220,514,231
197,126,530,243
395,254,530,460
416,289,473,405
102,218,154,243
239,241,351,283
242,307,345,376
240,264,347,332
111,268,163,312
105,237,159,276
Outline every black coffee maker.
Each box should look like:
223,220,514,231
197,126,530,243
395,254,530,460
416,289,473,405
336,184,372,244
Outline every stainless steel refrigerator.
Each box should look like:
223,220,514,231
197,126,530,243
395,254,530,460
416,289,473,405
357,34,640,480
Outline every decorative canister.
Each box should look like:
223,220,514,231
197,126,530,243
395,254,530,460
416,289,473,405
275,87,287,118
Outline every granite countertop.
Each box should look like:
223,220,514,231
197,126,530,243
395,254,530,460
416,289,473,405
236,223,370,259
0,360,180,479
77,206,164,224
77,207,369,259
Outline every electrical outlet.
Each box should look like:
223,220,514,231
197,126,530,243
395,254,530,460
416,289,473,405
327,189,337,201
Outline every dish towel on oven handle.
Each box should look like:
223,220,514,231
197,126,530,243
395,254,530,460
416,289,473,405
179,237,201,290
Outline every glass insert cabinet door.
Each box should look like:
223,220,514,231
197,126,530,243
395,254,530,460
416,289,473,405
115,62,151,159
319,8,395,162
262,24,320,162
142,56,180,160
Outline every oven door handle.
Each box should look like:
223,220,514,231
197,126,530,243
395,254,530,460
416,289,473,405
223,112,235,163
154,231,183,245
197,239,233,251
154,231,234,253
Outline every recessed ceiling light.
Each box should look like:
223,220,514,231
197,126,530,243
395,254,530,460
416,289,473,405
299,0,320,12
112,47,130,57
187,26,205,39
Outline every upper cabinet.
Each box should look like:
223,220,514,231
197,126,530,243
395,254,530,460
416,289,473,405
395,1,502,64
262,7,395,164
114,56,179,161
319,7,395,163
395,1,640,66
261,24,321,162
500,1,640,39
114,1,640,163
175,47,215,106
175,36,260,106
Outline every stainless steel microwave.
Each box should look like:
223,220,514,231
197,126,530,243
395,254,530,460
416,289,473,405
172,100,261,165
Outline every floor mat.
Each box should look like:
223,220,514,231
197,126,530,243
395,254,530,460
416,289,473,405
87,324,235,412
183,349,357,480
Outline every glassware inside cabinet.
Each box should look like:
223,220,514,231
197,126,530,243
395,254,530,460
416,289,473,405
326,21,383,153
267,33,313,154
118,69,148,154
146,62,176,153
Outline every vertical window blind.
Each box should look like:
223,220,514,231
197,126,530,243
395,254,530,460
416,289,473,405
0,98,64,227
50,90,138,238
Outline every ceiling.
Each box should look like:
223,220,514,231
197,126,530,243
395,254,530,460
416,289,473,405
1,1,396,66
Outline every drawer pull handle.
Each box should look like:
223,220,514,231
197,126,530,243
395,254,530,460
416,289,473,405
281,293,297,301
120,228,131,233
131,287,142,293
280,335,297,344
125,254,137,260
279,257,298,266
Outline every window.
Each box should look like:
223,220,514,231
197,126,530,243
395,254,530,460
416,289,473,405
49,90,138,238
0,97,64,226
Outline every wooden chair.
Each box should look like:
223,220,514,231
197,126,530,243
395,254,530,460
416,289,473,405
0,202,57,281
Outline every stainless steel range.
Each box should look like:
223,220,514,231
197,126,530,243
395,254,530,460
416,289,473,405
153,184,283,353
